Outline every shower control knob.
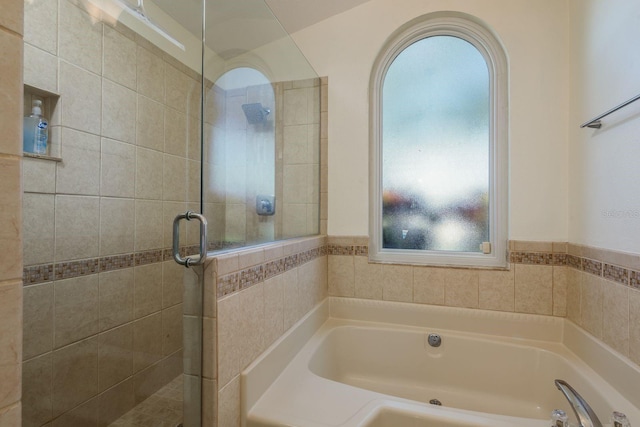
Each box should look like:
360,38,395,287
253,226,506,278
427,333,442,347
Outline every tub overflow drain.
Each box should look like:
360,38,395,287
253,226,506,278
430,399,442,406
427,333,442,347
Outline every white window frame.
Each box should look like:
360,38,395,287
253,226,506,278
369,13,509,268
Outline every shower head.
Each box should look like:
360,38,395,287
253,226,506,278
241,103,271,124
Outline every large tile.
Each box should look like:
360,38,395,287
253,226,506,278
50,397,98,427
56,128,101,195
59,0,102,73
0,280,21,408
23,282,54,360
98,377,135,427
0,0,23,34
164,108,188,157
218,376,240,427
24,0,57,53
202,317,217,380
99,197,135,256
102,80,137,144
136,94,165,151
59,61,101,134
134,200,163,251
566,268,582,324
133,361,164,404
552,266,568,317
162,260,184,308
135,147,163,200
282,269,302,330
353,256,384,300
602,281,629,356
133,313,162,372
22,193,55,267
52,337,99,417
283,88,309,126
161,304,183,356
0,403,21,427
382,264,413,302
629,289,640,366
165,64,197,114
413,267,445,305
162,201,186,249
133,263,162,318
99,268,134,331
103,26,136,90
163,154,187,202
97,325,133,393
283,164,309,204
23,43,58,93
137,46,164,103
444,269,479,309
54,195,99,261
54,275,99,348
238,284,265,370
581,274,604,339
0,158,22,280
101,138,135,197
23,157,56,194
22,353,53,427
514,264,553,315
217,294,240,388
478,269,515,312
327,255,354,297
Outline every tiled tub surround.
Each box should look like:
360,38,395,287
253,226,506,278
212,235,328,427
327,237,640,369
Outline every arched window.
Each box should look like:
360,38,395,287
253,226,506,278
369,13,508,267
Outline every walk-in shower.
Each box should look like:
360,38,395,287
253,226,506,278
21,0,321,426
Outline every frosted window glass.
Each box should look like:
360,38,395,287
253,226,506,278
382,36,489,252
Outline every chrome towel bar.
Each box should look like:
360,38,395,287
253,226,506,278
581,92,640,129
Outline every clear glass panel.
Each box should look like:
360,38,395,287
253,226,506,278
202,0,322,252
382,36,490,252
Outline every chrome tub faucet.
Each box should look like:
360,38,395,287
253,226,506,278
555,379,603,427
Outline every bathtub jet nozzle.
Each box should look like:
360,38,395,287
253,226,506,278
429,399,442,406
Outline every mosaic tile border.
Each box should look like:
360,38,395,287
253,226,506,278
23,245,202,285
326,243,640,290
217,245,327,298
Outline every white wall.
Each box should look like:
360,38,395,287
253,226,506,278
290,0,570,241
568,0,640,254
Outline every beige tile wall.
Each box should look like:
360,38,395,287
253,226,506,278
326,237,640,371
21,1,202,425
0,0,24,425
211,236,327,426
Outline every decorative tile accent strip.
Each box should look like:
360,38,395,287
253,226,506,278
583,259,603,277
354,246,368,256
240,266,264,291
631,271,640,290
217,244,327,298
509,252,555,265
567,254,582,270
264,259,285,280
23,264,54,285
135,249,164,266
55,259,100,280
100,254,134,272
327,245,354,255
603,264,629,285
218,273,239,298
24,245,198,285
552,253,567,266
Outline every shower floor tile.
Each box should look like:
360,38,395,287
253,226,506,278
109,375,183,427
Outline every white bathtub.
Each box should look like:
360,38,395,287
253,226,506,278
242,298,640,427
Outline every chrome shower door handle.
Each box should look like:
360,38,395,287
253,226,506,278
173,211,208,267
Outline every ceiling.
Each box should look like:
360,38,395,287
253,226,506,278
264,0,372,34
151,0,371,57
